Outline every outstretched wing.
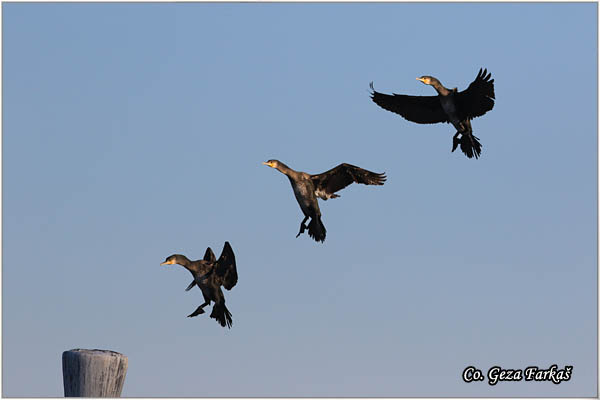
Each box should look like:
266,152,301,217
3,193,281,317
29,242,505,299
455,68,495,121
370,82,448,124
203,247,216,262
310,163,386,199
215,241,238,291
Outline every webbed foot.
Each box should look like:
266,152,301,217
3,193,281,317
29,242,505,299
187,306,206,318
296,223,307,238
452,132,461,152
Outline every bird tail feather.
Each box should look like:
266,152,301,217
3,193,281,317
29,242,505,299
459,134,482,159
210,302,233,328
308,216,326,243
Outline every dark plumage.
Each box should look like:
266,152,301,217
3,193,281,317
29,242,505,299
263,160,386,242
161,242,238,328
370,68,495,159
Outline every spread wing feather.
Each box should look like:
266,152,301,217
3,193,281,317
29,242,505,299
455,68,495,121
310,163,386,198
203,247,216,262
370,82,448,124
214,241,237,291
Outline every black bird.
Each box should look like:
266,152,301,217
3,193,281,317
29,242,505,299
370,68,495,159
161,242,238,328
263,160,386,242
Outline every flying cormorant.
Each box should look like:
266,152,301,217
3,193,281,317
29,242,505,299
161,241,238,328
370,68,495,159
263,160,386,242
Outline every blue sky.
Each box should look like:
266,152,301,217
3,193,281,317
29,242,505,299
2,2,597,397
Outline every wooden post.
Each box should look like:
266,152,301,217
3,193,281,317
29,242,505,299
62,349,128,397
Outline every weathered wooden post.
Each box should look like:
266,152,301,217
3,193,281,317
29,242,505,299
62,349,128,397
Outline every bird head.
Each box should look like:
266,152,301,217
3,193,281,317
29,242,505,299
416,75,439,86
262,159,280,169
161,254,184,266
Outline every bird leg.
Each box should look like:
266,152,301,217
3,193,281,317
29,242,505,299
296,216,309,238
187,301,210,318
452,119,473,152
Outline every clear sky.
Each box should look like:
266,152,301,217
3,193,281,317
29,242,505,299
2,2,597,397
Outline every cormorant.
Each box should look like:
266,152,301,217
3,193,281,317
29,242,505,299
161,241,238,328
370,68,495,159
263,160,386,242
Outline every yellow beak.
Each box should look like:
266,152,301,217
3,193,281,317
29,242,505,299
160,260,175,266
262,161,272,167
